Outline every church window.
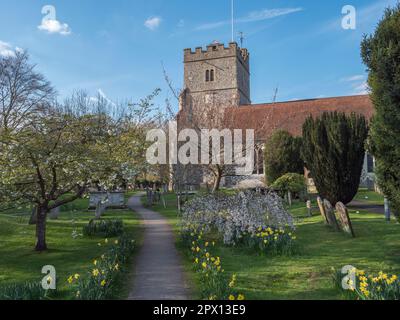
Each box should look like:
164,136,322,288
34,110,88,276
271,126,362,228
206,70,210,82
367,154,374,173
210,69,215,82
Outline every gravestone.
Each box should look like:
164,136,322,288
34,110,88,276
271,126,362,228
89,192,125,209
306,200,312,217
335,202,355,237
384,198,391,222
95,199,108,219
317,197,329,224
49,207,60,220
323,199,340,231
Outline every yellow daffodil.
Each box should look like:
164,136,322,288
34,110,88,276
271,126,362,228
93,260,98,266
228,295,235,300
101,280,107,287
92,269,100,277
74,273,80,280
114,240,119,245
67,276,74,284
237,294,245,300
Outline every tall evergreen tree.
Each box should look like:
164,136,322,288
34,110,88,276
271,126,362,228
302,112,368,205
361,4,400,217
264,130,304,184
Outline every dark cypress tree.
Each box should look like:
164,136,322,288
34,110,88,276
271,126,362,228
302,112,368,205
361,4,400,218
264,130,304,184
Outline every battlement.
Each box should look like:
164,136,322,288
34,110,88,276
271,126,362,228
184,42,249,65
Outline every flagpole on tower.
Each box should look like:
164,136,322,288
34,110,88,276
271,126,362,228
231,0,234,43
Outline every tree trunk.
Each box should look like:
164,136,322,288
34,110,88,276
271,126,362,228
35,207,48,252
212,168,222,193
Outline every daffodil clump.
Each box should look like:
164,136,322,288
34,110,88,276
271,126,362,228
67,235,135,300
183,224,245,301
336,268,400,300
239,226,297,255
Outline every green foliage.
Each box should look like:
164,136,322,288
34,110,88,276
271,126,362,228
271,173,307,199
68,235,136,300
361,4,400,216
0,282,50,300
302,112,368,205
238,226,298,256
182,225,244,300
264,130,304,184
83,219,124,238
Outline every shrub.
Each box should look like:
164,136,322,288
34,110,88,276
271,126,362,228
361,4,400,218
302,112,368,205
182,190,294,246
0,282,51,300
264,130,304,184
83,219,124,237
271,173,307,200
68,235,136,300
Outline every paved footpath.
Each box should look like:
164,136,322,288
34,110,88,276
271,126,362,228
127,194,189,300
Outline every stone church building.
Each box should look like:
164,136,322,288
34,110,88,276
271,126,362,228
177,42,375,190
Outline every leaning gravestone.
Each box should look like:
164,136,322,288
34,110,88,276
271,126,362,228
323,199,340,231
95,199,108,220
49,207,60,220
317,197,329,224
335,202,355,237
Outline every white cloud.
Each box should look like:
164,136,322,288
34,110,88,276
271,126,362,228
0,41,23,57
38,19,71,35
90,89,116,107
196,7,303,31
145,17,162,30
342,75,369,94
342,75,365,82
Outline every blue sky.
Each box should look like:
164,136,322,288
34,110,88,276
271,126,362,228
0,0,397,110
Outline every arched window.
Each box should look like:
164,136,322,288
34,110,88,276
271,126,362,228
205,70,210,82
210,69,215,82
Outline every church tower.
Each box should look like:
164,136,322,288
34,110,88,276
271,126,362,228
181,42,250,113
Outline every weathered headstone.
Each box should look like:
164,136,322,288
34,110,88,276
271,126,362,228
49,207,60,220
95,200,108,219
384,197,391,222
323,199,340,231
317,197,329,224
335,202,355,237
306,200,312,217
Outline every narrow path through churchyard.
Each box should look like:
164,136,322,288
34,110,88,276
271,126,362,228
127,194,189,300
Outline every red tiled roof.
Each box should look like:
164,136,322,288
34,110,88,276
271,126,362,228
224,95,374,141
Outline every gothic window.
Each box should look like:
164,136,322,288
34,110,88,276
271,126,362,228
206,70,210,82
210,69,215,82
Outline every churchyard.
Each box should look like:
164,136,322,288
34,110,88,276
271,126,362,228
147,190,400,300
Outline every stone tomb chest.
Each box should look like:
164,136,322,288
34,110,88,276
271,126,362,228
89,191,126,210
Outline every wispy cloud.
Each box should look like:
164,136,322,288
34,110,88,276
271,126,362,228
196,7,303,31
0,40,22,57
342,74,369,95
38,19,71,35
144,16,162,30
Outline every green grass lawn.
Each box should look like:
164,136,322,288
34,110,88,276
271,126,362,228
0,195,143,299
354,188,384,205
149,193,400,300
